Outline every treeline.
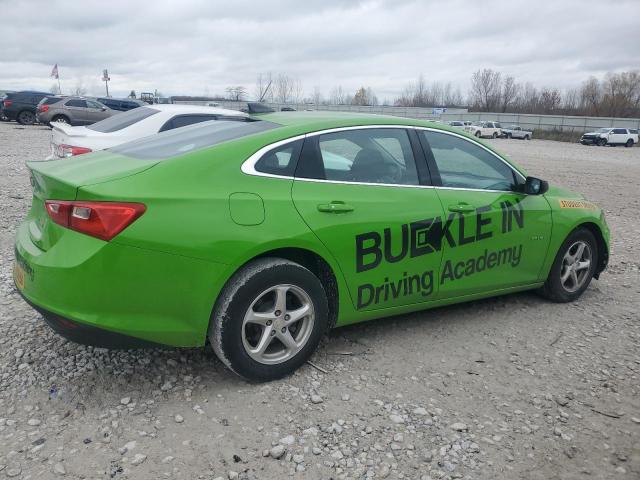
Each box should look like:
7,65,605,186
465,69,640,117
219,69,640,118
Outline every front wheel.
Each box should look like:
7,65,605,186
209,258,328,381
475,131,481,138
538,228,598,303
492,132,498,138
597,138,607,146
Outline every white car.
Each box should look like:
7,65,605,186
501,125,533,140
580,128,638,147
464,121,502,138
47,104,248,159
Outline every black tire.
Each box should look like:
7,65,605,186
51,115,70,125
492,132,498,138
209,258,329,381
524,135,530,140
506,133,512,139
625,139,634,148
538,228,598,303
597,138,607,147
475,131,481,138
17,110,35,125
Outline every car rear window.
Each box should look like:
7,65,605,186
110,120,280,160
88,107,159,133
42,97,64,105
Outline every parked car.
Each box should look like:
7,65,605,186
464,121,502,138
14,113,609,381
501,125,533,140
47,104,248,158
446,120,466,129
96,97,145,112
36,96,114,126
1,91,52,125
580,128,638,147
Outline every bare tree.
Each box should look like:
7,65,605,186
469,69,502,111
225,86,247,101
311,86,323,106
580,77,601,116
539,88,562,113
500,75,519,112
329,85,347,104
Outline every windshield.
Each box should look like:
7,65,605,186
110,119,280,160
88,107,159,133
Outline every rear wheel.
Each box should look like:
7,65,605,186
209,258,328,381
524,135,530,140
51,115,69,125
17,110,35,125
538,228,598,303
492,132,498,138
625,139,634,148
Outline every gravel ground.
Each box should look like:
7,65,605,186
0,122,638,480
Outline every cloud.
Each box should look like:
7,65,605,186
0,0,638,100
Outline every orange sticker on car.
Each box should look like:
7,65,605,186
559,200,597,210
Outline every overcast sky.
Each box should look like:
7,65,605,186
1,0,639,101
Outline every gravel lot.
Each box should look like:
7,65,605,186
0,121,638,480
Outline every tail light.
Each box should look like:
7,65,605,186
55,144,92,158
3,99,12,107
45,200,146,241
38,104,49,113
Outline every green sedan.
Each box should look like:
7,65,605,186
14,111,610,380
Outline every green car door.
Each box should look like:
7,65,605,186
417,129,552,298
292,127,445,311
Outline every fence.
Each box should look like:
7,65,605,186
174,100,640,132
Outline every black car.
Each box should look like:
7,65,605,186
95,97,145,112
1,91,52,125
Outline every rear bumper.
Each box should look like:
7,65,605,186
14,219,228,348
17,289,164,349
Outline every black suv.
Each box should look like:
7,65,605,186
1,91,52,125
96,97,145,112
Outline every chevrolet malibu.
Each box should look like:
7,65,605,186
14,112,610,380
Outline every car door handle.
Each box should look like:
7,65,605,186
317,202,354,213
448,203,475,213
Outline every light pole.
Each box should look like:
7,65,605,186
102,69,111,97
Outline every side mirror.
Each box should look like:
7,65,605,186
524,176,549,195
101,107,107,111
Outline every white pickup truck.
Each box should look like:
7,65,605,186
580,128,638,147
501,125,532,140
464,121,502,138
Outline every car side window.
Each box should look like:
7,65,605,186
254,140,303,176
300,128,419,186
421,130,520,191
86,100,103,109
613,128,627,134
66,99,87,108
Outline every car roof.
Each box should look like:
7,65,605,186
145,104,248,116
255,111,446,131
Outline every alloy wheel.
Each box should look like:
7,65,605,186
560,240,592,293
241,284,315,365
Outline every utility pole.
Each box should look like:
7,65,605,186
102,69,111,97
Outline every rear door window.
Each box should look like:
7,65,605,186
66,99,88,108
254,140,303,176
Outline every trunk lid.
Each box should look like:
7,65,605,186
50,123,93,157
26,151,158,251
